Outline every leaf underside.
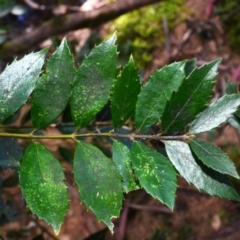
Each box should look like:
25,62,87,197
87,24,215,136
162,59,221,133
74,141,123,233
135,61,186,131
70,34,118,128
131,141,177,209
31,38,75,128
0,49,48,123
112,140,139,192
19,142,69,234
111,56,141,129
190,94,240,134
165,140,240,201
190,138,239,179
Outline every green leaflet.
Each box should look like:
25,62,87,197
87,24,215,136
165,140,240,201
184,59,197,77
112,140,139,192
74,141,123,233
225,80,237,95
190,94,240,134
228,116,240,129
135,61,186,131
0,49,48,123
70,34,118,128
111,56,141,129
162,59,221,133
19,142,69,234
31,38,75,128
131,141,177,209
225,81,240,120
0,138,22,168
190,138,239,179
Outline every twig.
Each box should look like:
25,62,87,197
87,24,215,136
118,197,130,240
0,0,160,61
0,131,195,142
127,203,172,214
162,15,171,56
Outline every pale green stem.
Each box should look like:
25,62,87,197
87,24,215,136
0,132,195,141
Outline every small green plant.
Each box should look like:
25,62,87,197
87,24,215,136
0,34,240,234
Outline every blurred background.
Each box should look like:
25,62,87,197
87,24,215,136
1,0,240,239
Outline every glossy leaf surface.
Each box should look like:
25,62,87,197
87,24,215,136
131,141,177,209
162,59,220,133
190,138,239,178
70,34,118,128
190,94,240,134
111,56,140,129
0,49,47,123
19,143,69,234
74,141,123,232
165,140,240,201
31,38,75,128
112,140,138,192
0,138,22,168
135,61,185,131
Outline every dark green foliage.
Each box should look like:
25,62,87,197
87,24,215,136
131,142,177,209
112,140,139,192
0,35,240,234
135,61,185,131
19,143,69,234
31,38,75,128
70,34,118,128
111,56,141,129
189,138,239,178
162,60,220,133
74,141,123,232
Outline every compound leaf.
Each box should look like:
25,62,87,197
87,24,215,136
131,141,177,209
31,38,75,128
190,138,239,179
0,49,48,123
162,59,220,133
0,138,22,168
74,141,123,233
19,142,69,234
190,94,240,134
70,34,118,128
112,140,139,192
165,140,240,201
111,56,140,129
135,61,185,131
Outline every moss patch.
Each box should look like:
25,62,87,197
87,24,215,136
110,0,186,68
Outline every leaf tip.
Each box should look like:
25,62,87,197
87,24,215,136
106,32,117,45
